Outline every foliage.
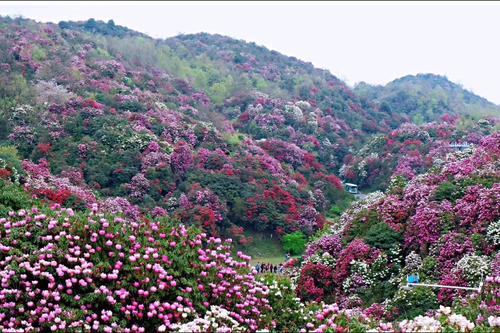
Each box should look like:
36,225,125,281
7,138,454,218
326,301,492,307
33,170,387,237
390,287,439,320
0,180,32,215
282,231,307,255
364,222,403,250
258,275,313,332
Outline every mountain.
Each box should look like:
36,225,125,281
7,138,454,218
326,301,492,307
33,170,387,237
0,15,498,332
0,16,498,242
0,16,357,243
355,74,500,125
57,18,147,38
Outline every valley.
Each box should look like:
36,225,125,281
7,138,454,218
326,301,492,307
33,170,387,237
0,15,498,332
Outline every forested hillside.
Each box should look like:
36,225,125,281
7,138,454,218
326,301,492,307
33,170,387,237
355,74,499,124
0,16,498,332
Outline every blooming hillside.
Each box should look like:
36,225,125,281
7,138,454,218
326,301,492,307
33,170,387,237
0,172,498,331
340,117,498,190
1,16,498,245
0,15,498,332
0,16,354,243
294,132,499,322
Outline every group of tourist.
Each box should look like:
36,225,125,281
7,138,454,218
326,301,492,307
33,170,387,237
254,253,290,274
255,262,285,274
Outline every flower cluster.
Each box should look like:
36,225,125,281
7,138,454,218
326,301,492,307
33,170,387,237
22,159,97,206
0,205,273,332
295,132,499,311
399,306,476,332
170,306,243,332
486,219,500,246
304,235,342,259
454,254,490,285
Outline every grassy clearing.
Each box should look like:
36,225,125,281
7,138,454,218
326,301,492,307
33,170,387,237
234,229,289,265
250,256,287,265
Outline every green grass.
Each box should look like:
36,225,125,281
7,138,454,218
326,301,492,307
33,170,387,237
250,256,287,265
234,229,289,265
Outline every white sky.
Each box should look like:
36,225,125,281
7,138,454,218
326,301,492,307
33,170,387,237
1,1,500,105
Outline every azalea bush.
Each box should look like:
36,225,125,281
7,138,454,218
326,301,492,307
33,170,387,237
0,204,274,332
296,262,336,303
302,303,370,333
390,286,439,320
258,274,317,332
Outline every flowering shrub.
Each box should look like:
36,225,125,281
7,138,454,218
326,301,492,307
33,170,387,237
405,201,453,252
37,143,52,155
8,125,36,146
295,132,499,312
390,286,439,320
0,169,12,179
127,173,150,200
296,262,335,303
376,195,408,232
170,141,193,176
260,139,306,167
301,303,369,332
100,197,142,222
22,159,97,207
34,80,75,105
304,235,342,259
432,232,474,272
334,239,380,285
436,270,470,305
454,184,500,233
299,205,321,235
486,219,500,246
176,185,228,235
258,275,316,332
454,254,490,285
170,306,243,332
398,306,476,333
140,141,170,171
244,185,303,234
404,251,423,273
0,205,273,332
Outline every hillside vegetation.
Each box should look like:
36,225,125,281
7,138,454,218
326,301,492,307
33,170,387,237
0,16,498,332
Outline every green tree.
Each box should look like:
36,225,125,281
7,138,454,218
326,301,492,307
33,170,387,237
282,231,307,255
0,180,32,215
364,222,403,250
